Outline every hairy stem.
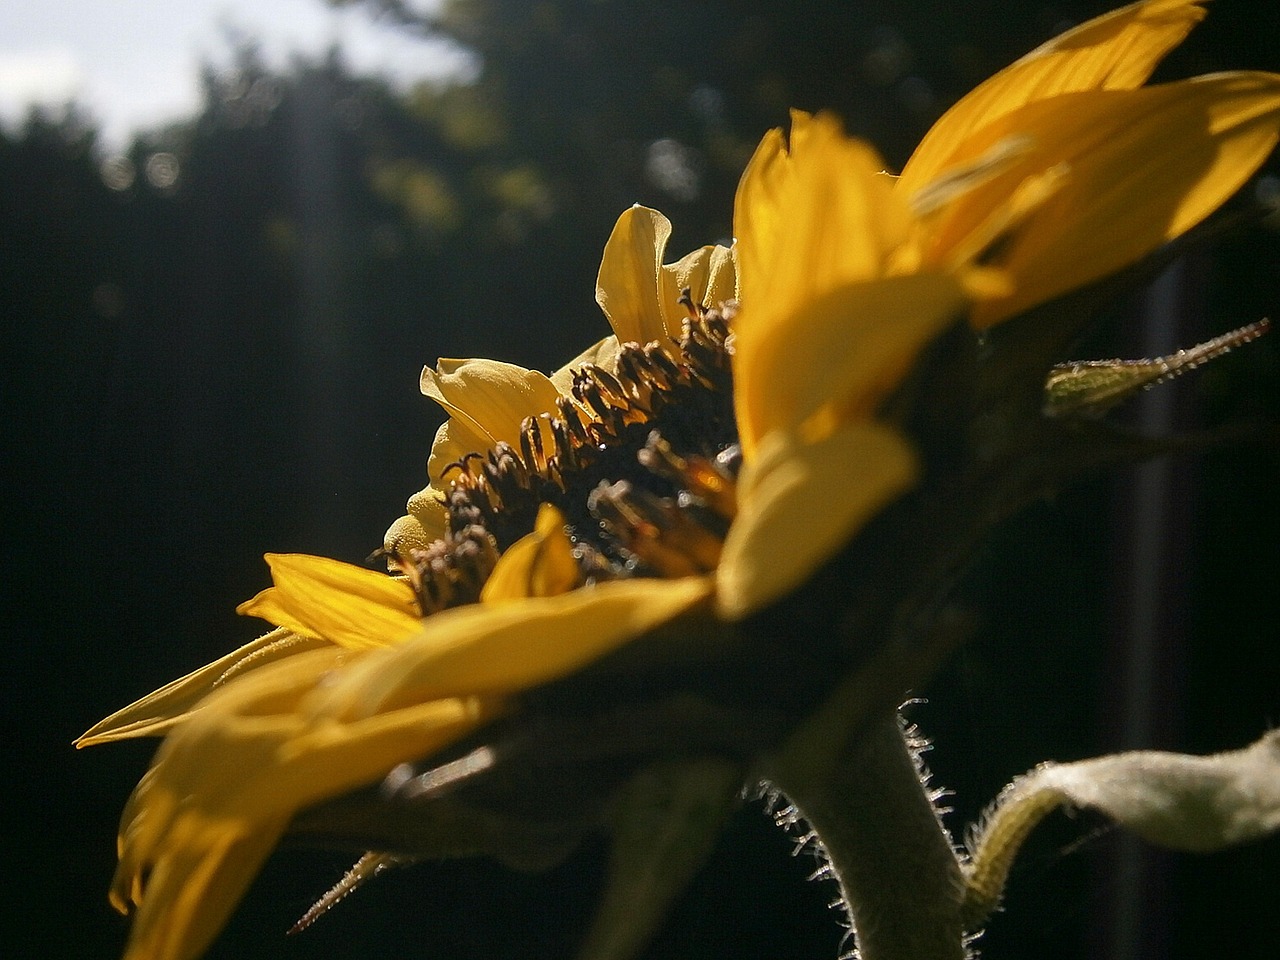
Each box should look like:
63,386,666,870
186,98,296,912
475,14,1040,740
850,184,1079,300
766,708,966,960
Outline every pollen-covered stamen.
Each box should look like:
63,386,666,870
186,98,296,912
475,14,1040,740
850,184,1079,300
445,442,553,550
616,351,657,408
592,364,645,415
519,415,549,475
713,443,743,479
638,432,739,521
389,489,501,615
676,286,699,316
557,395,592,449
435,307,740,579
445,462,499,522
577,373,624,424
588,480,724,577
680,306,736,385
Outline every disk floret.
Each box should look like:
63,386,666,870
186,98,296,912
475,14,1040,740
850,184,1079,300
436,302,741,582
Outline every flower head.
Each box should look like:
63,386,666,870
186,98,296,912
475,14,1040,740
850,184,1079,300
85,4,1280,959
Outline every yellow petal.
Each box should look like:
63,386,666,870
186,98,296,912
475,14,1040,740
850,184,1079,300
112,648,349,939
113,648,493,960
700,243,739,308
318,576,713,722
657,242,738,333
236,553,422,650
425,416,489,484
732,125,789,308
899,0,1208,193
116,651,486,863
734,112,913,319
716,423,918,619
922,161,1070,279
925,73,1280,327
907,133,1038,220
595,205,677,345
120,817,285,960
75,628,330,747
733,272,966,452
421,357,562,453
731,112,933,458
480,504,580,601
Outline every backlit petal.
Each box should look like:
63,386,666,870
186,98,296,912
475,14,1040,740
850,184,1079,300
732,112,924,454
112,647,348,954
318,576,713,721
900,0,1208,193
75,628,328,747
734,112,912,317
120,818,285,960
236,554,422,650
732,125,788,309
734,272,966,451
595,205,677,345
922,73,1280,327
113,647,493,960
657,242,738,333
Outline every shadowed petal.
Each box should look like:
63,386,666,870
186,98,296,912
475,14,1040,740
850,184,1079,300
717,423,918,619
317,577,714,722
480,504,580,601
425,416,491,484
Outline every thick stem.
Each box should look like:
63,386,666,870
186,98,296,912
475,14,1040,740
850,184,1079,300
766,710,966,960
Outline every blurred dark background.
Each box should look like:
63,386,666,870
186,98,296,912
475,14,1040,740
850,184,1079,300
4,1,1276,958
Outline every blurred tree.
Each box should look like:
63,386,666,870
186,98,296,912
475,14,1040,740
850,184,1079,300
333,0,1279,242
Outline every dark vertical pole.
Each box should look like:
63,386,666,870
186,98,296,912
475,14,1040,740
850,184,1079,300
1097,257,1203,960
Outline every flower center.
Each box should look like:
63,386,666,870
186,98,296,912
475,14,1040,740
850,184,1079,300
404,300,742,611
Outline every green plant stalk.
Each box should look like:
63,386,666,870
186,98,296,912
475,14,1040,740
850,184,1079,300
766,707,966,960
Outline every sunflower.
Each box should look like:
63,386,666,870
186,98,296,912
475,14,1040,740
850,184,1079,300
84,3,1280,959
386,207,736,553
